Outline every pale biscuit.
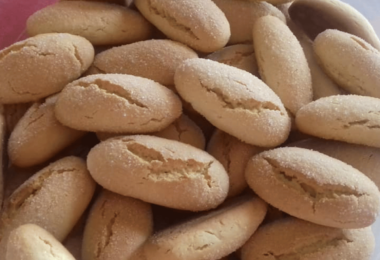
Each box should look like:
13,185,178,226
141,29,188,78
0,33,94,104
207,130,264,197
289,0,380,50
87,135,229,211
0,157,96,255
296,95,380,148
82,190,153,260
134,0,230,52
213,0,285,44
134,195,267,260
245,147,380,229
252,15,312,114
175,58,291,147
206,44,259,77
8,94,86,168
87,39,198,87
314,29,380,98
289,138,380,190
241,218,375,260
6,224,75,260
55,74,182,133
27,1,153,46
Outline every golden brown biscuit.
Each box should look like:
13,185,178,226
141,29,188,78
55,74,182,133
289,0,380,50
213,0,285,44
0,33,94,104
27,1,153,46
245,147,380,229
206,44,259,77
295,95,380,148
314,29,380,98
134,0,230,52
6,224,76,260
0,157,96,255
207,130,264,197
241,218,375,260
87,135,229,211
289,138,380,190
82,190,153,260
8,94,86,168
87,39,197,87
135,195,267,260
175,58,291,147
252,15,312,114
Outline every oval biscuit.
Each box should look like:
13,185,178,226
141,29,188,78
175,58,291,147
55,74,182,133
87,135,229,211
245,147,380,229
0,33,94,104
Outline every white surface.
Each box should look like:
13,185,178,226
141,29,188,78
340,1,380,260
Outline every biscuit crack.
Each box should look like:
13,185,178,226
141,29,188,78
263,157,365,213
147,0,199,40
72,44,84,70
38,236,57,258
173,119,187,141
0,43,38,61
95,212,119,258
199,80,281,114
8,81,42,96
217,51,255,66
267,234,353,260
342,119,380,129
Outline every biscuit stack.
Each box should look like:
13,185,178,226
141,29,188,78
0,0,379,259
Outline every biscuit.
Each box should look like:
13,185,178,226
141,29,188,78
0,157,96,255
174,58,291,147
134,0,230,52
245,147,380,229
82,190,153,260
0,33,94,104
206,44,259,77
207,130,264,197
135,195,267,260
55,74,182,133
241,218,375,260
314,29,380,98
6,224,75,260
87,135,229,211
289,0,380,50
8,94,86,168
87,39,197,87
252,15,312,114
63,213,87,260
27,1,153,46
4,103,32,134
295,95,380,148
289,138,380,190
213,0,285,44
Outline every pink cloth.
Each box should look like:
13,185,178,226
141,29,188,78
0,0,57,50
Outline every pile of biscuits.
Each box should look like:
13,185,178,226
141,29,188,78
0,0,380,259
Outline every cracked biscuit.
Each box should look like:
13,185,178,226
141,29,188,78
296,95,380,148
241,218,375,260
55,74,182,133
87,39,198,87
212,0,285,45
0,157,96,256
175,58,291,148
6,224,76,260
252,15,313,114
134,194,267,260
8,94,86,168
0,33,94,104
134,0,230,53
207,130,264,198
314,29,380,98
27,1,153,46
289,0,380,50
87,135,229,211
245,147,380,229
206,44,259,77
82,190,153,260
